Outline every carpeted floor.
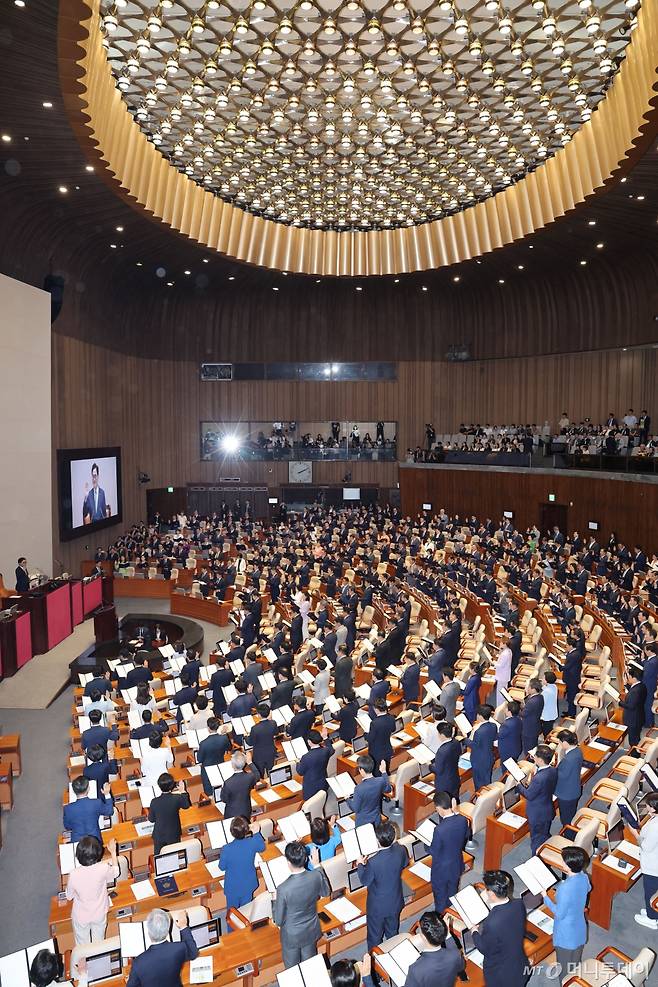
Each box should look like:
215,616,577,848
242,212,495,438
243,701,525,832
0,604,651,980
0,618,97,710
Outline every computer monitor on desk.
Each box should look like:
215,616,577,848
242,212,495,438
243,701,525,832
269,764,293,786
85,947,122,985
154,848,188,877
189,919,221,950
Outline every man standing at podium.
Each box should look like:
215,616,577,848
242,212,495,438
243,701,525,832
15,556,30,592
83,462,107,524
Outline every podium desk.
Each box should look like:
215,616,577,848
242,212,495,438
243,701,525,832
0,609,32,676
82,575,103,616
102,574,114,605
94,604,119,644
3,581,72,654
69,579,84,626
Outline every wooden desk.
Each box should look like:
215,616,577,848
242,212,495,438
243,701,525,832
483,798,529,871
0,760,14,810
588,846,641,929
0,734,21,775
171,593,233,627
113,578,173,600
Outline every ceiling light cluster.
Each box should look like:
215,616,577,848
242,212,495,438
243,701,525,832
100,0,638,231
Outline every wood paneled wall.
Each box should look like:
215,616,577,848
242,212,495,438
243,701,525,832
53,331,658,572
400,465,658,553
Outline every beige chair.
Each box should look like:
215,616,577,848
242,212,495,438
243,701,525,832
302,789,327,819
392,759,420,809
358,605,375,630
585,623,603,653
571,799,621,847
564,946,655,987
159,837,203,863
326,740,346,778
458,782,505,848
591,761,642,806
227,890,273,928
538,817,599,873
321,852,351,893
71,936,121,980
170,567,179,582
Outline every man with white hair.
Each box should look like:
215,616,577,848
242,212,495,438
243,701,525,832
126,909,198,986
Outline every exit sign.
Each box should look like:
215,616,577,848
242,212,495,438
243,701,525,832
167,486,174,493
548,493,556,502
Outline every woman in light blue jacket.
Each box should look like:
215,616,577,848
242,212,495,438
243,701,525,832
544,846,591,984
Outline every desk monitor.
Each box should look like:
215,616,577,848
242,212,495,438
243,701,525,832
322,709,333,724
338,798,353,818
411,839,430,862
154,848,188,877
503,788,521,812
459,929,477,956
352,736,368,753
419,702,433,719
189,919,221,950
86,948,122,984
394,717,404,732
521,890,544,912
418,762,433,778
347,867,364,893
270,764,293,786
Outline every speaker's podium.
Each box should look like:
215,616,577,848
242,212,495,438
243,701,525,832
94,605,118,644
2,580,72,655
0,609,32,677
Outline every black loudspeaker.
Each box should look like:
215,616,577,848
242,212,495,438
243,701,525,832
43,274,65,324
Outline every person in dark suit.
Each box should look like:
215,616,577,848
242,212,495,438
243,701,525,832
248,703,279,776
520,678,544,755
348,755,390,826
209,657,235,717
296,729,334,800
82,463,107,523
270,670,297,709
368,668,391,716
227,677,257,719
63,776,114,842
429,791,470,913
220,751,260,819
427,647,450,687
642,644,658,728
405,911,465,987
290,608,303,653
357,820,409,951
337,694,359,743
472,870,529,987
125,654,154,690
126,908,199,987
334,647,354,699
555,729,583,825
366,698,396,775
288,697,316,741
497,700,523,767
517,744,558,853
343,612,357,653
462,662,482,724
197,718,231,796
562,638,583,717
15,557,30,592
83,671,113,699
148,773,192,855
323,628,339,667
508,627,522,676
240,609,257,648
466,704,497,791
219,815,267,911
432,723,462,801
401,653,421,705
81,709,119,757
620,665,647,747
83,745,118,790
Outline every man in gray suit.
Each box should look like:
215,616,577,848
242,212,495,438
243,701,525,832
273,840,330,968
439,668,461,722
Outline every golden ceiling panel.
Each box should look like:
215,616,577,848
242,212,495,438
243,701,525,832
60,0,657,273
96,0,640,230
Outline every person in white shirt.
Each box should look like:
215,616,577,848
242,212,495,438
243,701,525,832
494,641,512,706
186,694,214,731
541,670,559,738
140,733,174,787
313,658,331,710
623,409,638,427
84,690,117,718
631,791,658,928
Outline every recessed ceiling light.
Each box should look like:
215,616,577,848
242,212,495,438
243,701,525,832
85,165,94,172
184,269,191,275
588,220,596,226
116,225,124,232
42,101,53,108
528,245,534,250
110,243,117,249
453,276,460,283
517,265,524,270
167,281,174,286
356,286,362,291
58,185,68,193
14,1,25,7
272,286,279,291
24,136,29,141
136,262,143,267
228,275,235,280
621,177,627,183
281,271,288,276
394,278,400,283
498,279,505,284
202,258,209,263
596,242,604,249
315,279,321,283
580,260,587,266
637,195,645,201
421,285,428,291
1,134,11,143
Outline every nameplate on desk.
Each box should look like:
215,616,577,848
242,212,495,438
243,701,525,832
186,825,201,834
118,842,135,852
116,906,135,919
324,927,341,940
235,963,255,977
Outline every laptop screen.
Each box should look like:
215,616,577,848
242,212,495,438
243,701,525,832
411,839,430,862
503,788,520,811
347,868,364,893
189,919,221,949
270,764,292,786
154,848,187,877
338,798,353,818
86,948,122,984
521,890,544,912
420,702,433,719
352,736,368,753
322,709,333,724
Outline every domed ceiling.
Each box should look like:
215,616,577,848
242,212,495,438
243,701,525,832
98,0,640,231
